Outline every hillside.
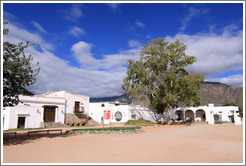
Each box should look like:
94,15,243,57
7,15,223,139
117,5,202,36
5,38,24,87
199,82,243,107
90,82,243,107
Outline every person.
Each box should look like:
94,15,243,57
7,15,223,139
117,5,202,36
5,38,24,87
186,117,191,126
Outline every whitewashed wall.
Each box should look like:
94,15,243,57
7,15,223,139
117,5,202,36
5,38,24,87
38,91,90,114
2,95,66,130
89,102,129,124
174,105,241,125
128,105,161,122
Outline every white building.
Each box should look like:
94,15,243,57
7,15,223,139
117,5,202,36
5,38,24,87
89,102,242,125
3,95,66,130
3,91,90,130
2,91,243,130
89,101,162,125
89,101,129,125
173,104,242,125
37,91,90,125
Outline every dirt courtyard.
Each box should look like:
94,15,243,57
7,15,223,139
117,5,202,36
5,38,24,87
3,123,244,164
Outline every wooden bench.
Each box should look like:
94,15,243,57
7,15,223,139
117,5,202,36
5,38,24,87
3,132,17,138
27,129,62,136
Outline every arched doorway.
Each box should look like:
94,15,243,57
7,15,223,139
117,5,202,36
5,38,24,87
185,110,195,122
196,109,206,121
175,110,184,121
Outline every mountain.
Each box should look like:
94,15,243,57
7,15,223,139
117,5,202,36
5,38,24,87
199,82,243,107
90,82,243,107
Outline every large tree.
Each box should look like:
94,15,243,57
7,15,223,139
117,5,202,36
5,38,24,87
3,19,40,106
122,38,204,121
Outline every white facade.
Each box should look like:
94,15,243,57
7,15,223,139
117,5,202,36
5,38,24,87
37,91,90,115
172,104,242,125
89,102,129,124
89,102,161,124
3,95,66,130
3,90,243,130
89,101,243,125
3,91,90,130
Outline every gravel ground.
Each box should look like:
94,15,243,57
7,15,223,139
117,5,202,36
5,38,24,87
3,123,244,164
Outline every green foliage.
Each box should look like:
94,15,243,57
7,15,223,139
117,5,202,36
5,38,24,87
122,38,204,119
3,19,40,106
71,126,141,131
125,120,156,125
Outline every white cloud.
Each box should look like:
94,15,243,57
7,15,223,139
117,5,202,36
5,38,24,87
30,21,48,34
71,41,99,69
128,40,141,48
71,40,141,71
128,21,146,32
206,75,243,87
60,4,83,22
69,26,86,37
135,21,145,28
180,7,208,31
106,3,121,12
101,48,140,72
165,25,243,77
3,11,17,20
4,21,243,99
4,23,54,51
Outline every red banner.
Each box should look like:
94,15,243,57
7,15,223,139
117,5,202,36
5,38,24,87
104,110,111,120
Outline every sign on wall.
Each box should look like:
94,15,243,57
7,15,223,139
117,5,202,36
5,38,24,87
104,110,111,120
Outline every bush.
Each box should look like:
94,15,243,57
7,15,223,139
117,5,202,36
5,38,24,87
125,120,156,125
71,126,141,132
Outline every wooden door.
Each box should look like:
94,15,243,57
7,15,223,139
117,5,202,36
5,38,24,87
44,107,56,122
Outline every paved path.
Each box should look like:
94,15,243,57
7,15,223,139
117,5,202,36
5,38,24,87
3,123,243,163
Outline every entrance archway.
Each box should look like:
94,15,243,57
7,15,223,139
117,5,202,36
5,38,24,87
185,110,194,122
196,109,206,121
175,110,184,121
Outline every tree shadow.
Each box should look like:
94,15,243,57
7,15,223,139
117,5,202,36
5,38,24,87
3,131,70,146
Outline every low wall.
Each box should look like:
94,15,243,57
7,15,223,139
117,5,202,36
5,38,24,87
66,128,143,134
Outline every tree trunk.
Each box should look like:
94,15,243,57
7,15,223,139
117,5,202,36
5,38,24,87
165,105,171,122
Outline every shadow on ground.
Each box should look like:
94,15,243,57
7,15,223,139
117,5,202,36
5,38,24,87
3,132,70,146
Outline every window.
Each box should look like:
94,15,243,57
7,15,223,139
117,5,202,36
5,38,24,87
131,114,137,119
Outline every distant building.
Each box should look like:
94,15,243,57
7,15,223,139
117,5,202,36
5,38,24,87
172,103,242,125
2,91,243,130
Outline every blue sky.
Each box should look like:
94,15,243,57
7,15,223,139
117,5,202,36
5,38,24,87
3,2,244,97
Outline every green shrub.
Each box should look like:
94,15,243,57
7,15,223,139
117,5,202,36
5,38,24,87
125,120,156,125
71,126,141,132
